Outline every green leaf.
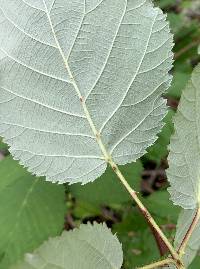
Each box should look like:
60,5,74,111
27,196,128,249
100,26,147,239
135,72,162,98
167,57,193,100
113,206,177,268
155,0,175,9
145,110,175,163
189,255,200,269
168,70,191,100
143,191,180,222
69,160,143,206
12,223,123,269
0,137,8,151
113,210,159,268
167,13,185,35
73,200,101,220
0,0,173,184
167,64,200,209
0,157,65,269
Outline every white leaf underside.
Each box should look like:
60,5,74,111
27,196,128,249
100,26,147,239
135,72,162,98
164,209,200,269
167,65,200,209
166,65,200,269
175,210,200,267
0,0,173,183
11,223,123,269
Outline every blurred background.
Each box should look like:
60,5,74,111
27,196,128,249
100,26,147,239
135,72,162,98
0,0,200,268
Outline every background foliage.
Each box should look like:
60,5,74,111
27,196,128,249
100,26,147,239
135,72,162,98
0,0,200,268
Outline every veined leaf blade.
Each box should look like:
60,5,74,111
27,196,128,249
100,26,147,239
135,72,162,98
0,0,173,183
11,223,123,269
167,64,200,268
167,64,200,209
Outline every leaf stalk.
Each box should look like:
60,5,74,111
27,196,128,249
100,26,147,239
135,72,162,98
108,158,183,265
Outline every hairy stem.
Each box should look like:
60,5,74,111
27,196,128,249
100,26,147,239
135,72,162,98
178,207,200,257
137,258,176,269
108,158,183,265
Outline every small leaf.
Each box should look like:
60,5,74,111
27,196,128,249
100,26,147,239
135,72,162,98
11,223,123,269
0,0,173,184
167,64,200,209
0,157,65,269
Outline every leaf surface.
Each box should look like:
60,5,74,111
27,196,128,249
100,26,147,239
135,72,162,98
11,223,123,269
174,210,200,268
167,64,200,268
0,0,173,183
164,209,200,269
0,157,65,269
167,64,200,209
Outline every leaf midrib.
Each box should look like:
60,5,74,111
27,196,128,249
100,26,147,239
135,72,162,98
42,0,159,164
42,0,112,162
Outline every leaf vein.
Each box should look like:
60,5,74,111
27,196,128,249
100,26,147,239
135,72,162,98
1,86,85,119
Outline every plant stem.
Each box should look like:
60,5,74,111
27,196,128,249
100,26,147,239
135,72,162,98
137,258,176,269
178,207,200,257
44,4,184,267
108,158,183,266
149,223,170,256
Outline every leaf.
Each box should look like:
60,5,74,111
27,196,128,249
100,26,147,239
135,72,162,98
72,200,101,220
189,255,200,269
113,205,177,268
11,223,123,269
167,13,185,35
69,160,143,206
166,209,200,269
168,70,191,100
0,157,66,269
113,211,158,268
142,191,180,222
167,56,193,100
0,137,8,151
167,64,200,268
145,109,175,163
173,210,200,268
0,0,173,184
155,0,175,9
167,64,200,209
